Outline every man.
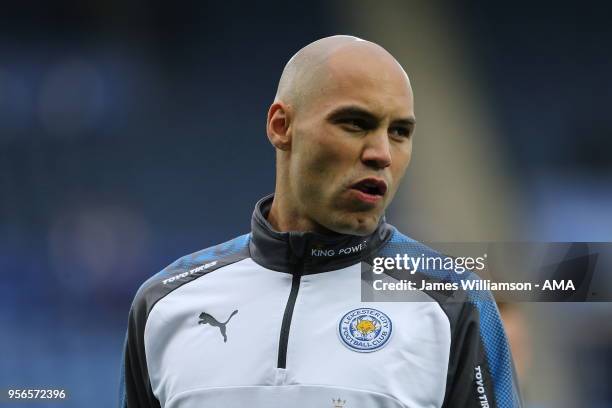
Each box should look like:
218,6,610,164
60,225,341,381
119,36,522,407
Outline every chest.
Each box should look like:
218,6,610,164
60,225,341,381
144,259,450,407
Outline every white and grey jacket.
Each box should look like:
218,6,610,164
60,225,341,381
119,194,522,408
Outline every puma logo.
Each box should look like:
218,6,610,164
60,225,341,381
198,310,238,342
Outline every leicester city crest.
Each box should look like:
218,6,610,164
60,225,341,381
338,308,392,352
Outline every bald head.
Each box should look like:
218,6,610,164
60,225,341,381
266,35,415,235
275,35,411,113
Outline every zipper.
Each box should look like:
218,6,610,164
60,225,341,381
277,259,303,369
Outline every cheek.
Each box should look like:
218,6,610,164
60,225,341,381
397,140,413,168
390,143,412,186
293,127,353,179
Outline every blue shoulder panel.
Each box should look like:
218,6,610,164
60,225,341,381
380,228,520,408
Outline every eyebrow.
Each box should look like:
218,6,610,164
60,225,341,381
325,105,416,126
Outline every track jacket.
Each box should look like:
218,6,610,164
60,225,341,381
119,194,522,408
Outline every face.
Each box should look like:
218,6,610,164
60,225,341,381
287,50,415,235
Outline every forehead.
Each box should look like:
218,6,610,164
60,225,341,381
316,47,414,118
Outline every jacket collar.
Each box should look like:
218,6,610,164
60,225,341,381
249,194,393,273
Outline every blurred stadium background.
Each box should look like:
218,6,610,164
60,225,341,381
1,1,611,407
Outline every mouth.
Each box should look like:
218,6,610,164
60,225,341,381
349,178,388,204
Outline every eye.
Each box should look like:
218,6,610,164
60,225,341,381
389,126,412,140
340,118,371,132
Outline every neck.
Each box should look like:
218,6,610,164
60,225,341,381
267,191,334,235
249,194,394,273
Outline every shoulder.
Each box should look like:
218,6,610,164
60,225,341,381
378,226,450,264
129,233,251,321
377,227,520,404
374,226,497,324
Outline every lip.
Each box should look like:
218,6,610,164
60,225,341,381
348,177,388,205
349,188,384,204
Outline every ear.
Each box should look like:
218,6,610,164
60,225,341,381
266,101,292,151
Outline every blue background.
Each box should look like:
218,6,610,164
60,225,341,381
1,1,611,407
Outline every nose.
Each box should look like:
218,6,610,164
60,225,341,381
361,131,392,169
